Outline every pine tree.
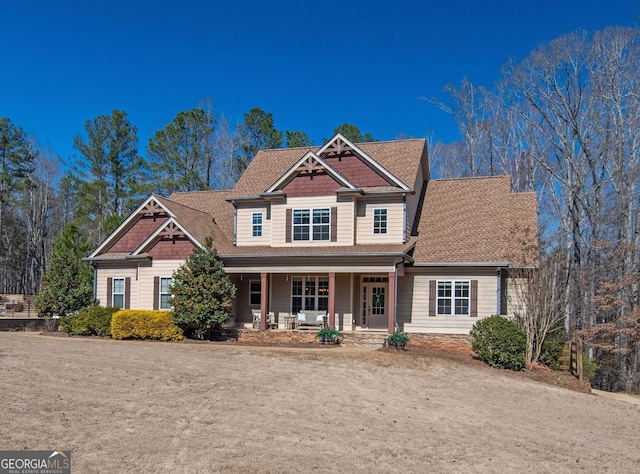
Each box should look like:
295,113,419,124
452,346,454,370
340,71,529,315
170,239,236,338
35,223,94,318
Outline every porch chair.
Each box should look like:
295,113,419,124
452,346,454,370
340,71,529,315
267,312,277,329
252,310,261,329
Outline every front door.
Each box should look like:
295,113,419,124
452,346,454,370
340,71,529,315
361,278,388,329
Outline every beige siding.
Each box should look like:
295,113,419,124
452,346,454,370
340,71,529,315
405,161,426,237
270,196,354,247
236,205,270,246
399,267,500,334
95,267,138,308
355,198,405,244
137,260,185,310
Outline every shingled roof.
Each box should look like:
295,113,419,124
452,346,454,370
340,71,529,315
413,176,538,266
230,138,427,197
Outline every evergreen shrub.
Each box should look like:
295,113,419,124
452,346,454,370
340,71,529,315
111,310,183,341
539,329,567,370
60,306,118,336
470,315,527,371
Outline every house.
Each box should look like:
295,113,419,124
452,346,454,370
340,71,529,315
86,133,538,334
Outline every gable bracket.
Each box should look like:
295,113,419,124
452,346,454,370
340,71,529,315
141,199,165,217
297,155,324,175
160,222,186,239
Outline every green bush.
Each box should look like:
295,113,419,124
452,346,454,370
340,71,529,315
582,356,599,380
111,310,183,341
539,329,567,370
470,315,527,371
60,306,119,336
386,332,410,349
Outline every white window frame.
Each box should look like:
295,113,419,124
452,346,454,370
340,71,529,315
373,208,388,234
112,277,125,309
293,208,330,241
252,212,263,237
159,277,173,310
249,280,261,306
437,280,470,316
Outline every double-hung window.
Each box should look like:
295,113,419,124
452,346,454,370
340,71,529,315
312,209,330,240
437,280,470,315
373,208,387,234
250,280,261,306
293,210,310,241
159,277,172,310
112,278,125,309
293,208,330,241
252,212,263,237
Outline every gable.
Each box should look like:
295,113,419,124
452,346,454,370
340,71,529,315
321,152,390,187
93,196,172,257
281,170,344,197
106,215,168,253
147,236,195,260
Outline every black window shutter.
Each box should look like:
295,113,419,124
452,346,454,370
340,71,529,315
125,277,131,310
428,280,436,317
330,207,337,242
107,278,113,308
153,276,159,310
470,280,478,317
286,208,292,243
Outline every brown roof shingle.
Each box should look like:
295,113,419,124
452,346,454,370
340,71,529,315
230,139,427,197
413,176,537,266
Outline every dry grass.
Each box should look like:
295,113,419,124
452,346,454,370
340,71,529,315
1,332,639,473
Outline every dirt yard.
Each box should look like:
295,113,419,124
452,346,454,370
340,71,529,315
1,333,639,473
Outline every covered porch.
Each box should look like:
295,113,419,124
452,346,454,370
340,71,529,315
227,265,405,334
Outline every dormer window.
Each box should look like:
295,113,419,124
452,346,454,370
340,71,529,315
252,212,263,237
373,208,387,234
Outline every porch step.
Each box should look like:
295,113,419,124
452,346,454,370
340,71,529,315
341,333,388,348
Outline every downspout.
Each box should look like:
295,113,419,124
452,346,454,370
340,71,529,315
402,194,407,243
393,258,402,332
496,268,502,315
93,265,98,304
232,201,237,245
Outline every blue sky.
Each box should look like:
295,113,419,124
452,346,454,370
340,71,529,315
1,1,639,162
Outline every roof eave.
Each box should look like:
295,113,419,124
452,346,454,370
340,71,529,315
412,261,510,267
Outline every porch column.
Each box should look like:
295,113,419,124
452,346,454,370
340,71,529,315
260,272,268,331
387,271,396,334
328,272,336,328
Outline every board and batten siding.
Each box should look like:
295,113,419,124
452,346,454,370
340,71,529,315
355,198,405,244
270,196,354,247
398,268,500,334
235,205,270,246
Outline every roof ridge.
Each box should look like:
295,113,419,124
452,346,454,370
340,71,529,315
431,175,510,182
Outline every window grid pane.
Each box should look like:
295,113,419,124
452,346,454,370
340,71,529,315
373,209,387,234
252,213,263,237
437,280,470,316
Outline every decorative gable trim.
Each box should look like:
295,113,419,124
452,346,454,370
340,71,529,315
132,217,202,255
266,150,356,193
318,133,411,191
89,195,175,258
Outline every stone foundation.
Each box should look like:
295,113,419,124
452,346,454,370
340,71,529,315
223,329,472,350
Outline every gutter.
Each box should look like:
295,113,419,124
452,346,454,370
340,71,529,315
219,251,415,264
411,261,510,267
